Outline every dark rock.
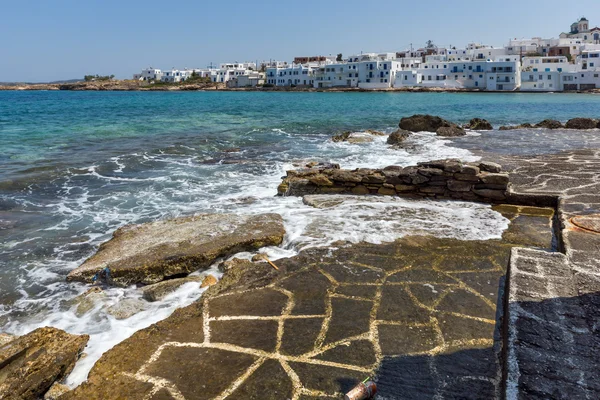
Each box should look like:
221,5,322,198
565,118,597,130
535,119,564,129
460,165,480,175
67,213,286,286
399,114,454,132
473,189,507,200
0,327,88,399
436,126,466,137
351,185,370,195
387,129,411,144
447,180,473,192
465,118,493,130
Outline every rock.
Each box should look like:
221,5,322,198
465,118,493,130
44,383,71,400
436,126,466,137
351,185,370,195
0,327,88,399
565,118,597,130
67,213,285,286
222,147,241,153
366,129,386,136
331,131,373,143
251,253,267,262
399,114,455,132
447,180,473,192
141,276,203,302
303,195,345,208
106,298,149,320
201,274,218,288
480,173,510,186
535,119,564,129
387,129,411,145
0,333,15,346
308,174,334,186
460,165,480,175
479,161,502,173
378,187,396,196
72,287,106,316
499,123,533,130
473,189,507,200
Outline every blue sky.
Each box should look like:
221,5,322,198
1,0,598,82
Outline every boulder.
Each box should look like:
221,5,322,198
141,276,203,302
399,114,454,132
106,298,149,320
499,123,533,130
565,118,597,130
465,118,493,130
387,129,411,145
0,327,88,399
436,126,466,137
535,119,564,129
67,213,286,286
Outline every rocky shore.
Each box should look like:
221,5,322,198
2,114,600,399
3,81,600,93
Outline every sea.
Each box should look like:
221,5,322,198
1,90,600,386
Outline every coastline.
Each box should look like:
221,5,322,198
2,80,599,94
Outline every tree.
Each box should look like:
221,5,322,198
336,53,343,62
426,40,436,50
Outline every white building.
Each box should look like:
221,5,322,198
266,64,315,86
133,67,163,81
161,68,193,83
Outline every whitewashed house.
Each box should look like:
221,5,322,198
267,64,315,87
133,67,163,81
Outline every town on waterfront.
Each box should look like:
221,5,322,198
128,17,600,92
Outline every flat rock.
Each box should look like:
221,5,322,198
141,276,202,302
106,298,149,320
67,213,285,286
71,287,106,316
535,119,564,129
0,327,88,399
44,383,71,400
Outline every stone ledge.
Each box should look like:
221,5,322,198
278,159,509,203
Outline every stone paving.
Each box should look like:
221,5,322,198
64,205,554,400
497,149,600,399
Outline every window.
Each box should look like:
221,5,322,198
548,75,551,80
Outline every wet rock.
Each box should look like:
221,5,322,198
331,131,373,143
44,383,71,400
535,119,564,129
387,129,411,145
399,114,454,132
436,125,466,137
499,123,533,130
72,287,106,316
366,129,386,136
201,274,218,288
67,213,285,286
0,327,88,399
251,253,268,262
465,118,493,130
107,298,149,320
141,276,202,302
0,333,15,346
565,117,597,130
303,195,345,209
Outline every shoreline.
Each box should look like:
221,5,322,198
1,81,599,94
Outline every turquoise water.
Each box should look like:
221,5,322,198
1,90,600,385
